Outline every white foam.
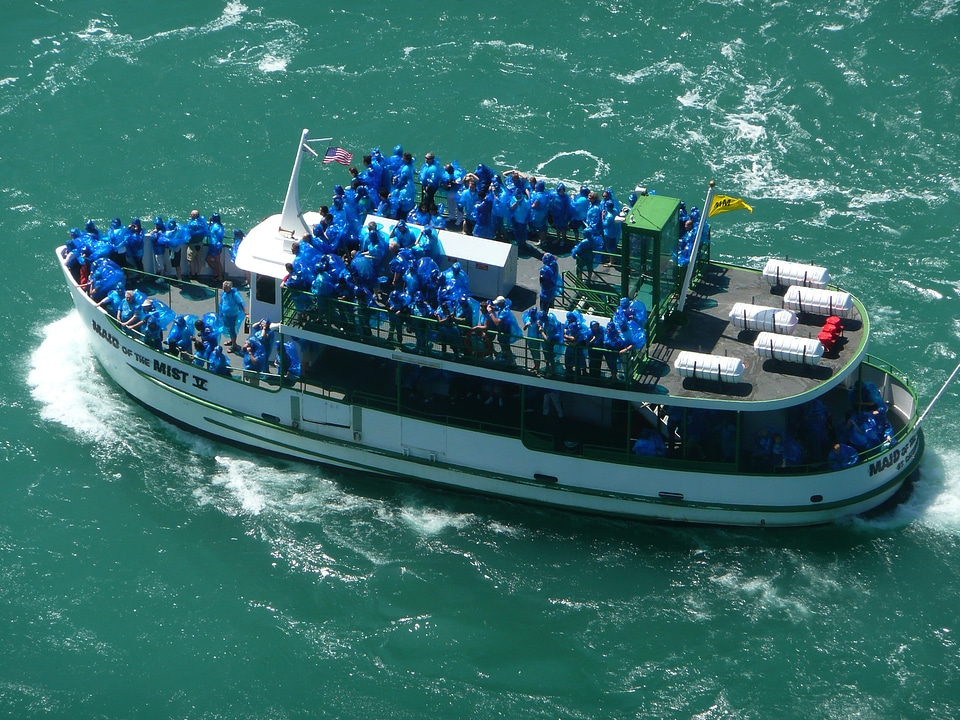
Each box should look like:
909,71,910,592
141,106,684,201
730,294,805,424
258,54,289,73
27,311,125,445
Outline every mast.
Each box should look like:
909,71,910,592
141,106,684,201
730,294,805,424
676,181,716,313
278,128,322,240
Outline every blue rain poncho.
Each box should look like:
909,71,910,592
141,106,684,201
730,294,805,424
218,290,244,339
417,226,442,261
229,230,244,263
396,185,416,219
472,193,495,240
415,257,441,289
242,336,266,373
349,254,378,291
166,314,195,354
186,215,208,243
441,262,470,302
208,346,231,376
522,307,542,339
201,312,225,345
419,156,441,193
98,285,126,315
389,220,418,250
572,237,600,272
279,341,301,382
126,219,145,261
828,443,859,469
89,258,125,301
457,185,478,216
107,218,127,254
164,219,189,249
602,202,622,253
207,216,224,257
550,185,573,230
529,183,550,231
633,429,666,457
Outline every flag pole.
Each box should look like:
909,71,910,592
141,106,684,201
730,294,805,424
677,181,715,313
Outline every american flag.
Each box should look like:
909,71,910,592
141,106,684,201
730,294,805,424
323,146,353,166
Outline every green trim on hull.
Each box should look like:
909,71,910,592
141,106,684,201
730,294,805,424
130,364,921,523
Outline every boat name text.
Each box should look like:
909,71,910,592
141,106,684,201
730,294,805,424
91,318,209,392
868,433,919,477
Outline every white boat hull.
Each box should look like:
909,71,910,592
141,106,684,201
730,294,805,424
66,268,921,528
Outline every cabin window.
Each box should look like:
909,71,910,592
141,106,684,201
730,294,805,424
256,275,277,305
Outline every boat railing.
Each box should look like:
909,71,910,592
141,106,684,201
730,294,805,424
281,288,647,389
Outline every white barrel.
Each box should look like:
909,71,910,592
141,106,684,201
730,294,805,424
782,286,854,318
753,332,824,365
674,351,745,382
762,259,830,289
728,302,798,335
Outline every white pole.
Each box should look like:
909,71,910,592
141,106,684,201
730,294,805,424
677,180,715,312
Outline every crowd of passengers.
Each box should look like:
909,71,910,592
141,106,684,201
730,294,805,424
631,381,896,468
63,142,715,388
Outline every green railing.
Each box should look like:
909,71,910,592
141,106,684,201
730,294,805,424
282,288,647,389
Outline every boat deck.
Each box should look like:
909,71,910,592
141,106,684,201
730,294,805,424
140,234,863,407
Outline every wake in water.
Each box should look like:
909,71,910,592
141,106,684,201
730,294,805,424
26,311,513,544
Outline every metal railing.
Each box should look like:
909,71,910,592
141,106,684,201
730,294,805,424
281,289,647,388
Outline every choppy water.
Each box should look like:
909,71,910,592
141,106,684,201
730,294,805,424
4,1,960,717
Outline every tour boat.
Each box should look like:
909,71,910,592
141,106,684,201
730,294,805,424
56,129,944,527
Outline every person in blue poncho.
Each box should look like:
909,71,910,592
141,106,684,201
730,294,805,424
253,318,277,365
586,320,605,378
384,144,404,179
164,218,186,281
540,311,564,377
572,235,597,282
208,346,231,377
389,219,416,250
418,152,441,204
219,280,246,351
278,341,301,386
601,200,622,265
571,185,590,242
528,180,550,248
510,188,532,253
522,306,543,375
828,442,859,469
149,217,170,277
125,217,145,273
482,295,516,363
361,153,384,195
538,253,559,311
550,183,573,250
584,192,602,245
165,315,192,357
141,303,164,350
440,163,464,227
205,212,225,283
116,289,140,326
186,209,208,280
473,190,495,239
241,338,265,386
603,321,633,380
458,177,478,234
563,311,588,376
96,282,126,316
106,217,127,268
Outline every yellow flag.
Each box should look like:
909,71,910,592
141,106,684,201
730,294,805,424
709,195,753,217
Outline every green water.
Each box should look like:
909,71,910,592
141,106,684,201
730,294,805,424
4,1,960,717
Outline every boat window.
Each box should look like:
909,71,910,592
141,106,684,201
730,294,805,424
256,274,277,305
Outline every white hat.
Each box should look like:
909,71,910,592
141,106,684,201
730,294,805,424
494,295,506,306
